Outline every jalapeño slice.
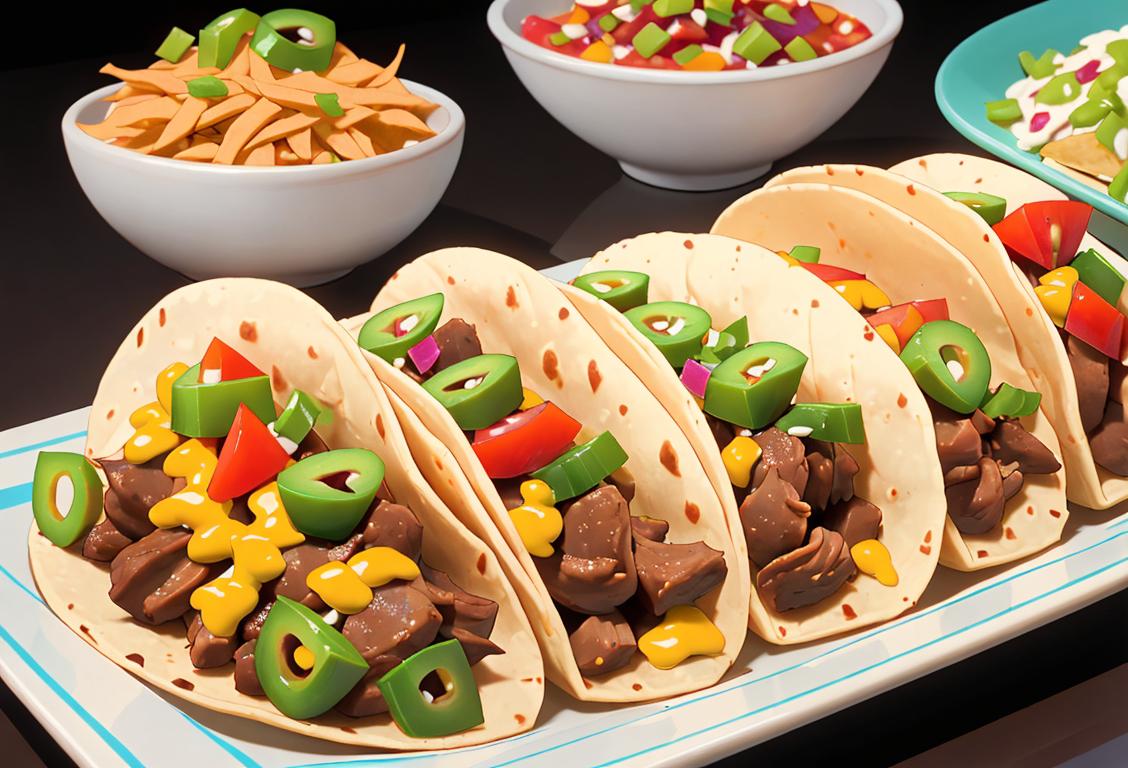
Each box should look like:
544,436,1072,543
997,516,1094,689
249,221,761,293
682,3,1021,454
377,639,484,738
198,8,261,68
624,301,712,369
979,383,1042,420
277,449,385,540
530,431,628,503
422,354,523,431
900,320,992,414
943,191,1008,226
250,9,337,72
32,452,103,547
255,597,368,719
775,403,866,444
704,342,807,430
357,294,445,364
572,270,650,311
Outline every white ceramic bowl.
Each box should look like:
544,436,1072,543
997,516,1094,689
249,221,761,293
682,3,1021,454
488,0,901,191
62,80,464,286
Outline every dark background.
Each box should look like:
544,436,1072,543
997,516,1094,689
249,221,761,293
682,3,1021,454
6,1,1128,766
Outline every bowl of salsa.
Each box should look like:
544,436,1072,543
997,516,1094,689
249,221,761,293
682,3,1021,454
488,0,902,190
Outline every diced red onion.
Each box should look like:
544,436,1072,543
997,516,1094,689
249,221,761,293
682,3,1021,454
680,359,711,399
1076,60,1101,85
1030,111,1050,132
407,335,440,374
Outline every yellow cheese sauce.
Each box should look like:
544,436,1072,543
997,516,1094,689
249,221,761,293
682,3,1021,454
506,479,563,558
306,547,421,615
721,435,761,488
123,362,189,464
637,605,725,670
850,538,898,586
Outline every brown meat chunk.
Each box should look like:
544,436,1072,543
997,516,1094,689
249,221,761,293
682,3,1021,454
99,458,183,540
989,419,1061,475
240,599,272,642
187,613,237,669
739,466,810,569
607,472,636,504
970,409,996,436
752,428,809,496
1111,364,1126,405
822,496,882,548
492,477,525,512
109,529,213,625
361,500,423,561
234,640,264,696
1000,463,1025,500
416,564,499,639
273,536,363,611
706,414,738,452
536,486,637,614
335,656,400,717
756,527,855,612
82,517,132,562
342,582,442,665
802,441,858,510
1090,400,1128,475
945,457,1006,535
431,318,483,373
630,516,669,543
633,536,727,615
451,627,505,666
932,404,983,478
1066,335,1111,434
568,610,637,676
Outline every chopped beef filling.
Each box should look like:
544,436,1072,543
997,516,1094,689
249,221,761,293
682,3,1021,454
432,318,483,373
1062,331,1128,475
569,610,637,676
108,528,215,625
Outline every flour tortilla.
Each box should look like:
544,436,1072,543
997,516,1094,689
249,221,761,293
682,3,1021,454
579,232,946,643
28,278,544,749
774,156,1128,512
714,182,1070,569
344,248,750,702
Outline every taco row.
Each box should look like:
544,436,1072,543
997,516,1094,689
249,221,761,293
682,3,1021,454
28,153,1126,748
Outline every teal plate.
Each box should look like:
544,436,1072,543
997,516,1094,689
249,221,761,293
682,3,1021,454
935,0,1128,225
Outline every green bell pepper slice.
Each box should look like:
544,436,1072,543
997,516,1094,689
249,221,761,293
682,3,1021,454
900,320,992,414
422,354,523,431
764,3,796,25
733,22,781,65
624,301,712,370
1096,111,1128,157
654,0,693,17
1111,162,1128,204
704,342,807,429
530,432,628,503
784,36,817,62
314,92,344,117
187,76,229,99
272,390,323,445
277,449,384,540
1018,49,1059,79
1035,72,1081,106
633,22,671,59
986,98,1022,126
697,317,750,366
198,8,261,69
378,640,484,738
255,596,368,720
250,9,337,73
1071,248,1127,306
943,191,1008,226
674,45,704,66
155,27,194,64
1069,95,1123,129
169,363,275,438
788,245,821,264
979,383,1042,420
775,403,866,444
357,294,445,364
572,270,650,312
32,452,103,547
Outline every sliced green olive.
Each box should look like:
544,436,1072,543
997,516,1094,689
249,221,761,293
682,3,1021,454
422,354,523,431
900,320,992,414
775,403,866,444
704,342,807,429
32,452,103,547
256,597,368,719
979,383,1041,419
624,301,712,369
198,8,261,69
943,191,1008,226
378,639,484,738
250,9,337,73
277,449,384,540
530,431,628,503
357,294,444,364
572,270,650,311
169,363,275,438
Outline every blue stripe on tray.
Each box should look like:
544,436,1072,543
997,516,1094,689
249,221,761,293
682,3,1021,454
0,431,87,460
179,713,262,768
0,483,32,512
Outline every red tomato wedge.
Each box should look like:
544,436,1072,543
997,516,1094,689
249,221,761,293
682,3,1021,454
208,403,290,502
802,263,866,282
911,298,950,324
199,338,265,383
1065,281,1126,359
993,201,1093,270
472,402,581,479
612,5,657,45
670,18,708,42
866,303,926,348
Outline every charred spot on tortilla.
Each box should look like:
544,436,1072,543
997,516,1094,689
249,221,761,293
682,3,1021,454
811,300,820,308
659,442,680,477
107,409,115,420
683,240,694,250
685,501,700,524
842,604,857,619
136,327,144,347
375,414,385,439
619,405,628,416
977,550,989,558
126,653,144,667
271,365,287,391
542,349,560,382
559,307,569,320
239,321,257,342
159,308,166,327
446,275,455,285
897,393,908,408
588,361,602,393
477,553,487,574
632,683,642,691
307,346,318,359
855,168,864,176
515,714,526,724
506,286,518,308
172,678,195,691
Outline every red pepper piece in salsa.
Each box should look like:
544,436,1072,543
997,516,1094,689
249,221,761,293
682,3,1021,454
1064,281,1126,360
208,404,292,502
993,201,1093,270
198,338,266,383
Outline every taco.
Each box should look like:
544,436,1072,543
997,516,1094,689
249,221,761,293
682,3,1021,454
773,153,1127,511
28,279,543,749
571,233,947,644
342,248,750,702
713,179,1070,570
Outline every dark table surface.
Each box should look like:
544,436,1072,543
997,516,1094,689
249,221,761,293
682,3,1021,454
5,1,1128,765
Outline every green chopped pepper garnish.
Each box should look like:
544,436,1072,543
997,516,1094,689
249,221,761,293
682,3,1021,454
630,0,654,11
272,390,323,445
986,98,1022,126
674,44,704,66
198,8,261,69
697,317,750,365
378,640,484,738
1096,111,1127,155
789,245,821,264
732,22,781,65
277,449,384,540
1035,72,1081,106
32,452,103,547
1109,39,1128,67
624,301,712,369
314,92,344,117
422,354,523,431
1111,162,1128,204
900,321,992,414
654,0,693,17
763,3,796,25
979,383,1041,420
1069,97,1117,129
784,36,817,62
549,30,572,46
704,341,807,429
1018,49,1059,79
187,76,229,99
1095,64,1126,93
943,191,1008,226
169,363,275,438
1072,249,1127,306
704,0,734,26
572,270,650,311
155,27,195,64
256,597,368,719
633,22,671,58
775,403,866,444
598,13,621,32
250,8,336,73
530,432,628,502
357,293,445,363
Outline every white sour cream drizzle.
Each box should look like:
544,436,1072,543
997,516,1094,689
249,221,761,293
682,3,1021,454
1005,25,1128,151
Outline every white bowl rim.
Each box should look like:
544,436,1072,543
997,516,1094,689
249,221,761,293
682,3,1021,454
487,0,903,85
61,78,465,176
